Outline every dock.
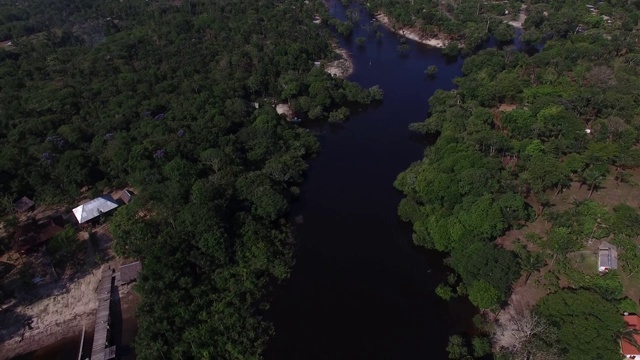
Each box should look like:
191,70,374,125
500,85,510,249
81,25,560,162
88,261,141,359
90,267,117,360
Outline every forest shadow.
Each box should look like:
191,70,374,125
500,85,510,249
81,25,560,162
110,282,124,354
0,305,33,343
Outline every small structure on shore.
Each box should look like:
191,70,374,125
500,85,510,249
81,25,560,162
13,196,34,213
622,314,640,358
72,195,119,224
14,216,66,254
90,262,141,360
598,241,618,273
91,267,117,360
117,189,133,204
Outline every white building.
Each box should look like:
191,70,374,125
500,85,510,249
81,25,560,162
598,241,618,273
72,195,120,224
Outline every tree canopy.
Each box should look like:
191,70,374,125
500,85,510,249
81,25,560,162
393,0,640,357
536,290,624,360
0,0,383,358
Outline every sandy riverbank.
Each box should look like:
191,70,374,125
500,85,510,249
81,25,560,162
507,5,527,28
375,12,449,48
0,268,101,360
324,44,354,78
0,266,140,360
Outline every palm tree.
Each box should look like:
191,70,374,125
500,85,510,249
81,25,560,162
519,252,545,284
618,325,640,352
581,164,609,199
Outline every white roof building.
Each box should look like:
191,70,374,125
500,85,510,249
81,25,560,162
598,241,618,273
72,195,120,224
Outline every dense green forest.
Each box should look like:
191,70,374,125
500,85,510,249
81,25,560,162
367,0,519,51
0,0,383,358
367,0,640,53
392,0,640,358
4,0,640,357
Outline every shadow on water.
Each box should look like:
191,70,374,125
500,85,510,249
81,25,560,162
118,316,138,360
8,327,94,360
10,335,80,360
109,283,137,360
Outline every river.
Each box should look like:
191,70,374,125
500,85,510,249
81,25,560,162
265,1,478,359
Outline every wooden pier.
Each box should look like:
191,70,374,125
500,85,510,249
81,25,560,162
87,261,141,359
90,267,117,360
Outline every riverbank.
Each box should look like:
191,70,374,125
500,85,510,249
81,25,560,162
375,12,449,48
0,268,101,360
0,263,140,360
507,5,527,28
2,283,139,360
325,43,354,78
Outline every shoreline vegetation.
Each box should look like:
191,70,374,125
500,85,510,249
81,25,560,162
375,5,527,50
374,11,449,48
389,0,640,356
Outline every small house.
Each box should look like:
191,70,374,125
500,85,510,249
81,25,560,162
14,216,65,254
118,189,133,204
622,314,640,358
72,195,119,224
37,218,65,243
598,241,618,273
13,196,34,213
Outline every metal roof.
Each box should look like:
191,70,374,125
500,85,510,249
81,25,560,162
13,196,34,212
598,241,618,270
72,195,119,224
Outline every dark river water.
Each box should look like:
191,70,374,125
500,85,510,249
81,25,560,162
6,1,546,359
266,1,477,359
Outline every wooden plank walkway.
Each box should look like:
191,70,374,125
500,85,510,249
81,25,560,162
90,267,115,360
